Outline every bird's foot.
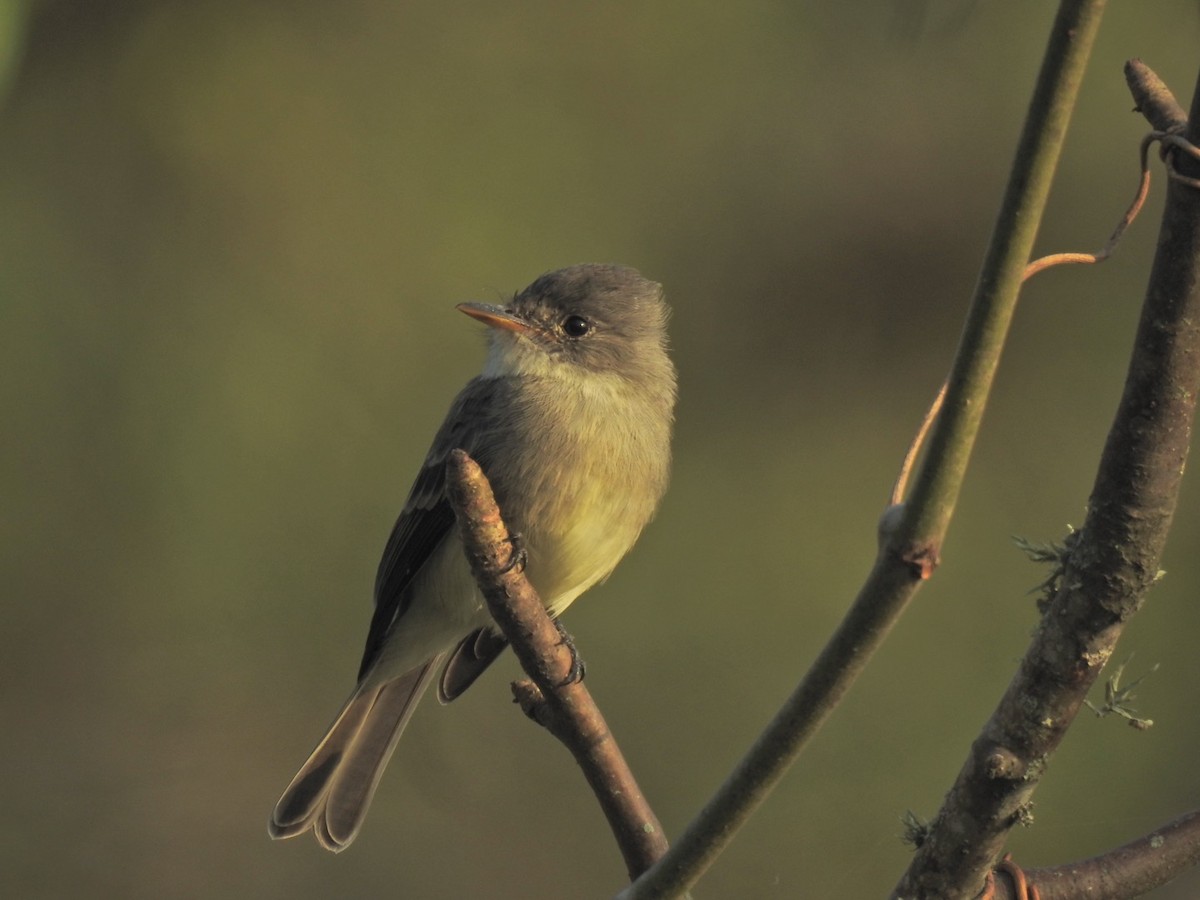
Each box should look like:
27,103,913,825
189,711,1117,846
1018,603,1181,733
553,619,587,686
499,531,527,574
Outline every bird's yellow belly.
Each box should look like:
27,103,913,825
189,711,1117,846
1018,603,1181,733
522,482,646,618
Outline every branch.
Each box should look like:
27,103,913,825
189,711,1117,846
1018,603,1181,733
443,449,669,881
982,810,1200,900
619,4,1105,899
892,58,1200,900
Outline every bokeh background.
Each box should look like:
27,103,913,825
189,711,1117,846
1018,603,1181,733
4,1,1200,897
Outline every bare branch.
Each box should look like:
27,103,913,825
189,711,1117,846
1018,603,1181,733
892,59,1200,900
620,4,1108,899
443,449,669,881
981,810,1200,900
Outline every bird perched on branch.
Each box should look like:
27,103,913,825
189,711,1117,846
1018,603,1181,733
269,264,676,851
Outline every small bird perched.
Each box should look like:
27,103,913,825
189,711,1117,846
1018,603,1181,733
269,264,676,851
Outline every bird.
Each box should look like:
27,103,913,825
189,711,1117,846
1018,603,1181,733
268,263,676,851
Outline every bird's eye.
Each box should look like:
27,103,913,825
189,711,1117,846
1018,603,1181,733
562,315,591,338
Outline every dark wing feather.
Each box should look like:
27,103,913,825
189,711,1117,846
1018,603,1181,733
356,377,509,681
357,499,454,681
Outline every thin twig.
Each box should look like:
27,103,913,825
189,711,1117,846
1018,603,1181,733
981,855,1042,900
1022,158,1150,279
443,449,669,881
891,381,945,505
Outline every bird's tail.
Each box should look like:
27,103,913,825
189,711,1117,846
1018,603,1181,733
268,658,442,851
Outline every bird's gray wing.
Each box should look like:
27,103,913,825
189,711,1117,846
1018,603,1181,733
356,376,513,681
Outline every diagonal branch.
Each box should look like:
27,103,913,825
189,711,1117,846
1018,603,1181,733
443,449,669,882
619,3,1106,899
892,60,1200,900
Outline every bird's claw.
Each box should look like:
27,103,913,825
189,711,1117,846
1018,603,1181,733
498,531,527,575
553,619,587,686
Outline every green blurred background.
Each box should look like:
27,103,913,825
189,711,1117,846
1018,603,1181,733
4,1,1200,897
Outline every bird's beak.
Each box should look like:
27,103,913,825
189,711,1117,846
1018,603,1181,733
456,302,536,336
